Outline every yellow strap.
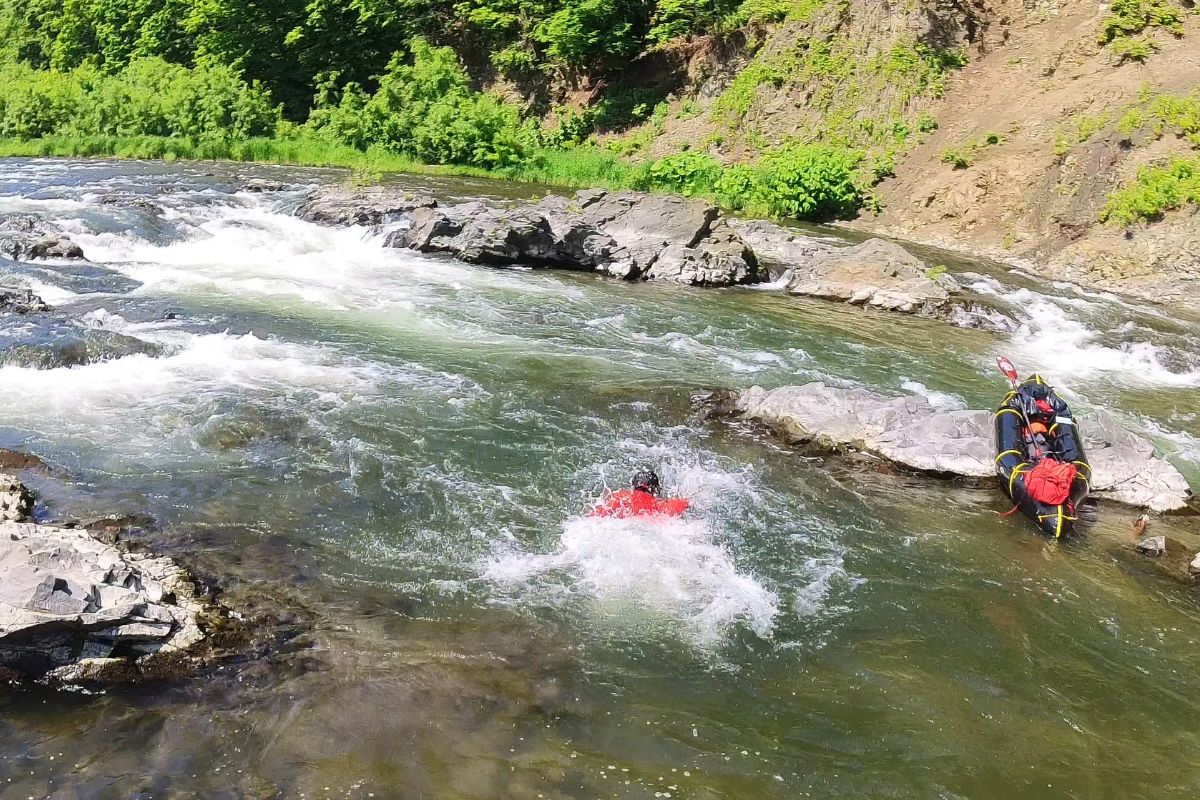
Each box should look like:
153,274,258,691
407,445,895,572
1073,460,1091,476
1056,504,1064,538
995,449,1022,463
1009,464,1029,496
996,408,1023,419
1048,423,1059,435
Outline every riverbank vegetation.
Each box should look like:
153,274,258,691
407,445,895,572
0,0,955,220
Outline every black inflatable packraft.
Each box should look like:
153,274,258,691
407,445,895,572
994,374,1091,538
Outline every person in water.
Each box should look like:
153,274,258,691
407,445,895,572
589,468,690,518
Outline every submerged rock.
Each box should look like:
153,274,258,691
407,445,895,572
699,382,1195,512
0,324,163,369
0,518,219,686
1135,536,1167,557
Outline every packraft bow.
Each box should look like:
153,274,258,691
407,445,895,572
994,372,1091,538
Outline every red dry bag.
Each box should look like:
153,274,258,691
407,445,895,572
1024,459,1077,506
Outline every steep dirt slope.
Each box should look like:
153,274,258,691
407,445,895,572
599,0,1198,305
858,1,1200,305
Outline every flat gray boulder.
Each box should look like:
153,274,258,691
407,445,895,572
382,190,758,286
297,185,438,226
0,520,216,685
711,383,1194,512
787,238,957,314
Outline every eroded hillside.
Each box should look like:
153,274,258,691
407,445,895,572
596,0,1199,304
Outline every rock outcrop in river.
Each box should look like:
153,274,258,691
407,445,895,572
1,213,86,262
298,184,1008,326
0,474,220,686
698,383,1195,513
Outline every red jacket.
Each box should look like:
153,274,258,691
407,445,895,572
588,489,690,519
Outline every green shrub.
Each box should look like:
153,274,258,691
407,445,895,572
712,164,758,209
754,144,863,219
309,37,530,170
940,146,972,169
1100,156,1200,224
1099,0,1185,43
0,58,280,140
634,151,723,195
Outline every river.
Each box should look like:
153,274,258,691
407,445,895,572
2,158,1200,798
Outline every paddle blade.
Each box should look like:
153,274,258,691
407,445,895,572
996,355,1019,387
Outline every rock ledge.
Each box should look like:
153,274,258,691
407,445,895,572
699,382,1195,513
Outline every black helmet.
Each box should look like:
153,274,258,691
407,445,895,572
631,468,661,496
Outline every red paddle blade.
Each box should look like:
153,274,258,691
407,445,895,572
996,355,1019,387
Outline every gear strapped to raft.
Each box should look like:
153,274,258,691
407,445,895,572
993,370,1091,538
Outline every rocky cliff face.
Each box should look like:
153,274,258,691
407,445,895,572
857,1,1200,306
603,0,1200,306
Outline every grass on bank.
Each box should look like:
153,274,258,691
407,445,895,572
0,134,871,222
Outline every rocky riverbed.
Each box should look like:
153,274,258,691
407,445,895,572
297,184,1013,330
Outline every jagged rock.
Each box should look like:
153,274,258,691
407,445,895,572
0,214,86,261
702,382,1195,512
386,205,465,251
28,236,85,260
1135,536,1167,557
0,519,218,685
1190,552,1200,576
0,285,48,314
0,473,32,522
728,218,836,281
382,189,755,285
296,185,438,226
454,207,559,265
644,218,759,286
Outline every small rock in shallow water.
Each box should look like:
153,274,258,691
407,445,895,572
1135,536,1166,557
1189,552,1200,576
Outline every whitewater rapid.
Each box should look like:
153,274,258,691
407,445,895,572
2,161,1199,656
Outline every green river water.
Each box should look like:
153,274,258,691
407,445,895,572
1,158,1199,799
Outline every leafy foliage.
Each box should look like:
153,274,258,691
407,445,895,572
1100,156,1200,225
0,58,280,139
309,37,531,169
1098,0,1188,62
753,144,862,218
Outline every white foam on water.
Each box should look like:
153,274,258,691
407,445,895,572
993,292,1200,388
900,380,967,411
483,513,779,647
793,553,863,617
22,277,82,306
68,199,569,314
958,274,1199,387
